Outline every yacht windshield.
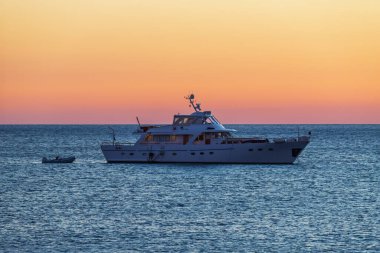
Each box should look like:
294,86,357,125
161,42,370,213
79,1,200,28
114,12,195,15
173,116,204,125
173,115,222,126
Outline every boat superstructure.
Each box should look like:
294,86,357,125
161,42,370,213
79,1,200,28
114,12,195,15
101,94,310,164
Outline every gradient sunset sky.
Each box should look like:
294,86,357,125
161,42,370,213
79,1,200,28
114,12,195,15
1,0,379,124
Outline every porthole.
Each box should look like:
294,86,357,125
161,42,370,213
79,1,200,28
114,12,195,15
200,152,204,155
172,152,177,156
191,152,195,155
209,152,214,155
248,149,253,152
268,148,273,151
129,153,134,155
258,148,263,151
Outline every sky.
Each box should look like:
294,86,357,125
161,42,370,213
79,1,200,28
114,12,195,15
1,0,379,124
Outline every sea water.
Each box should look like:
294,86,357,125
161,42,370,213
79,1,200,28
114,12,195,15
0,125,379,252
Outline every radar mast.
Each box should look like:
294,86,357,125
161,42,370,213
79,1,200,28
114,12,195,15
185,94,201,112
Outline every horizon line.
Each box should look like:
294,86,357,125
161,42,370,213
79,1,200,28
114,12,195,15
1,123,379,125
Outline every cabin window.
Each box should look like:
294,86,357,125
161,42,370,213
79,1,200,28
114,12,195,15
193,118,204,124
145,135,153,142
200,152,204,155
258,148,263,151
144,134,181,144
215,132,222,138
269,148,273,151
172,152,177,156
209,152,214,155
191,152,195,155
173,116,203,126
183,135,190,145
194,133,205,144
129,153,134,155
173,115,220,126
173,117,181,125
221,135,232,143
248,149,253,151
153,135,170,142
204,118,213,124
183,118,190,124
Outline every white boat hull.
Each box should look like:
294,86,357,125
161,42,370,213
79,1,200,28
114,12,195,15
101,139,309,164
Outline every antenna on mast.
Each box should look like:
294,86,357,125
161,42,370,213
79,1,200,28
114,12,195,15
185,93,201,112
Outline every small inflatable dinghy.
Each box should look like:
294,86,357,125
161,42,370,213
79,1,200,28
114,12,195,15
42,156,75,163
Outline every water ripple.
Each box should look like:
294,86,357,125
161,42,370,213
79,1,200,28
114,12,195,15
0,125,379,252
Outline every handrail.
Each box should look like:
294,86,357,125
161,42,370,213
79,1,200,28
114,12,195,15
101,141,135,146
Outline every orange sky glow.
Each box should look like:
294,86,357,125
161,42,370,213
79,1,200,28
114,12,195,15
1,0,379,124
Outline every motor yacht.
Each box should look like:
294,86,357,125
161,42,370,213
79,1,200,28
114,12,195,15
101,94,310,164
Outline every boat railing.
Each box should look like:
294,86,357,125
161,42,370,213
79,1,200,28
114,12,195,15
101,141,135,146
221,137,269,144
273,136,310,143
222,136,310,144
140,141,184,145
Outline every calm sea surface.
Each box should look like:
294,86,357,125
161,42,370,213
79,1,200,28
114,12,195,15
0,125,379,252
